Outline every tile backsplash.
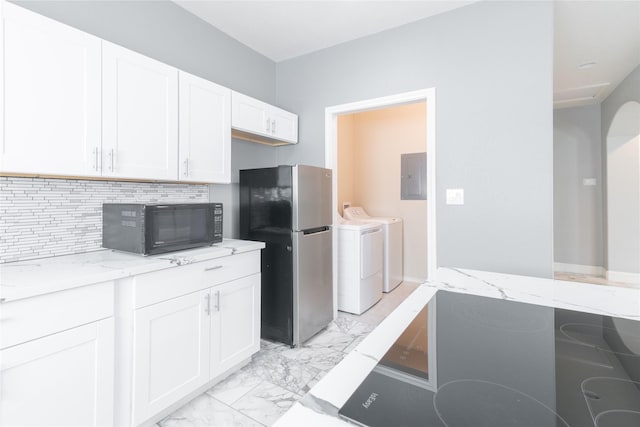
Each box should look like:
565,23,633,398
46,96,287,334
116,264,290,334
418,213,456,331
0,177,209,263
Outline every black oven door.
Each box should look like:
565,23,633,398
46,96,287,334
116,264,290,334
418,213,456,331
145,204,214,254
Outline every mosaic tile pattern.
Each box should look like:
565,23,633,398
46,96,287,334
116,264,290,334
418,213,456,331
159,282,420,426
0,177,208,263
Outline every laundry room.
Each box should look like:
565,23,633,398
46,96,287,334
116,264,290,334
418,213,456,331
336,101,429,315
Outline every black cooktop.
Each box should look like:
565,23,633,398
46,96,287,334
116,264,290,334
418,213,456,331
339,291,640,427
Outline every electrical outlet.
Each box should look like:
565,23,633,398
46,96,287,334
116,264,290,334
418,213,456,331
446,189,464,205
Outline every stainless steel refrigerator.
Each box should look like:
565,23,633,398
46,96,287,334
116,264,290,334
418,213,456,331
240,165,333,346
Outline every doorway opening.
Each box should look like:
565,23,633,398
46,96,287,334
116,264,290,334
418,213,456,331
325,89,437,318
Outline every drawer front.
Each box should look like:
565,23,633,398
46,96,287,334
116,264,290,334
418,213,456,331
134,251,261,309
0,281,114,349
201,250,260,287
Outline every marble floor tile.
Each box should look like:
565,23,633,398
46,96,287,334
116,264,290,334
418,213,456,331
345,319,375,336
159,393,263,427
279,345,347,372
300,370,329,395
342,334,366,354
206,368,263,406
260,339,288,352
231,381,302,426
331,315,361,334
303,328,356,352
241,350,319,394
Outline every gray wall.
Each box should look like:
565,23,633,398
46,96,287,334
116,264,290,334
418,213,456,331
13,0,279,238
553,105,603,268
601,65,640,271
275,1,554,278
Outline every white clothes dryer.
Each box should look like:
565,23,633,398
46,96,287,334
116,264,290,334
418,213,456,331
343,207,403,292
336,215,383,315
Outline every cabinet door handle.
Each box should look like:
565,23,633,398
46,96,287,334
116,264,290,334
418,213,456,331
205,293,211,315
204,265,223,272
108,148,115,172
266,117,271,133
272,119,276,134
214,290,220,312
93,147,99,171
183,158,189,177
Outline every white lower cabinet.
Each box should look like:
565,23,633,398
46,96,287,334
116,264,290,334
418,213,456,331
0,318,114,427
211,274,261,377
122,251,262,426
133,289,211,425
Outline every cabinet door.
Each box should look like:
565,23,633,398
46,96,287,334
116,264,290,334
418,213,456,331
231,91,270,137
133,290,210,425
102,41,178,180
211,273,261,377
179,72,231,183
0,318,114,426
0,2,101,176
270,106,298,144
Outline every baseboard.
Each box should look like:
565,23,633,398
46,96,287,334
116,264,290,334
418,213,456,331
554,262,605,276
606,270,640,285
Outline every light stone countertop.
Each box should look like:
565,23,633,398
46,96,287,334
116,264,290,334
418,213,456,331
273,267,640,427
0,239,265,303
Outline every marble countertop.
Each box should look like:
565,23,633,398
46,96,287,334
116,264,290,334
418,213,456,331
274,267,640,426
0,239,265,303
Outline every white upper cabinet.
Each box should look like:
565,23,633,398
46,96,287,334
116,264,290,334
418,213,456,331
0,2,101,176
270,105,299,144
231,91,298,145
231,91,270,136
179,71,231,183
102,41,178,180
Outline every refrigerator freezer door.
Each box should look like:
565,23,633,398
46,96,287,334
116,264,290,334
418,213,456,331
292,165,332,231
293,228,333,345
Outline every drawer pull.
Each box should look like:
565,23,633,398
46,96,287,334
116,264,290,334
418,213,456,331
204,265,223,272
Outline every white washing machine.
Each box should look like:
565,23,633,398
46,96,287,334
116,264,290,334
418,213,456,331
344,207,403,292
336,215,383,315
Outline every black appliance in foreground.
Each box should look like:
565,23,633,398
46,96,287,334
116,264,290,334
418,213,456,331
339,291,640,427
102,203,223,255
240,165,333,347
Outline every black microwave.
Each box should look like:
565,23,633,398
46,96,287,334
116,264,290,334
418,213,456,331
102,203,223,255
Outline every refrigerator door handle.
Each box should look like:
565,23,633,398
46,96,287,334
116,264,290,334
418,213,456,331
302,226,330,235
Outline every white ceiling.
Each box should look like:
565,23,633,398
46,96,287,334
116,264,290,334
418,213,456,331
174,0,475,62
174,1,640,109
554,1,640,109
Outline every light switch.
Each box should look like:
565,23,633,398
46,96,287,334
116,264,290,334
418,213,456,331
446,189,464,205
583,178,597,186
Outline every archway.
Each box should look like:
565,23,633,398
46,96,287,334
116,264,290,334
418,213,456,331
606,101,640,284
